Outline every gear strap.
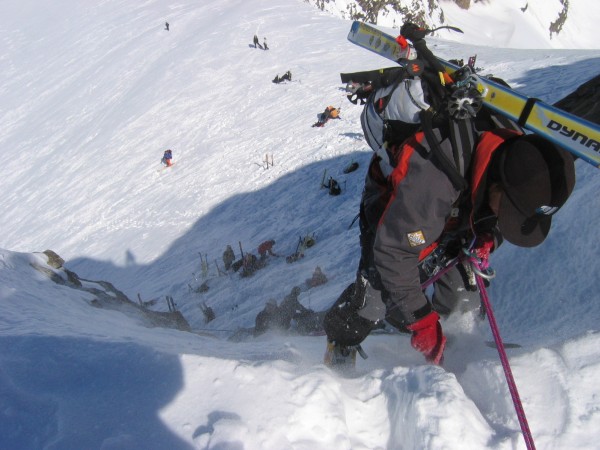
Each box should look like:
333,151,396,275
419,109,469,191
449,116,476,177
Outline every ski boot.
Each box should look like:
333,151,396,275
324,341,367,370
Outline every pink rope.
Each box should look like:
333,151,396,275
421,255,536,449
420,256,461,290
472,260,537,450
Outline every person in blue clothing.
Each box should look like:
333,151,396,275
161,149,173,167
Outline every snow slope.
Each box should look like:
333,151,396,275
438,0,600,49
1,0,599,449
311,0,600,49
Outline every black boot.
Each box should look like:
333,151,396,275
324,341,368,369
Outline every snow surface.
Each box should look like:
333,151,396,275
437,0,600,49
315,0,600,49
1,0,599,449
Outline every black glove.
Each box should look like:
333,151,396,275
400,22,428,42
345,81,373,105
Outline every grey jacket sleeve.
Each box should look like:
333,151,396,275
373,141,461,323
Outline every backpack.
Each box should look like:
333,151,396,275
342,60,499,192
360,71,427,151
327,177,341,196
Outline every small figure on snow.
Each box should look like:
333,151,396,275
165,22,169,31
161,149,173,167
279,286,320,334
286,234,316,263
272,70,292,84
253,35,263,49
263,37,269,50
257,239,278,260
312,106,340,127
254,299,286,336
278,287,306,328
200,302,215,324
306,266,328,288
222,245,235,271
323,176,341,196
240,253,259,277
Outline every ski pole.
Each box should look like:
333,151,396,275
470,257,536,450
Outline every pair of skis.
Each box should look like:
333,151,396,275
346,21,600,168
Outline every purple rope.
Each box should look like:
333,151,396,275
420,256,461,290
421,255,536,449
472,259,537,450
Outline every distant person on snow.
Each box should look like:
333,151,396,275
254,299,286,336
272,70,292,84
240,253,259,277
222,245,235,271
200,303,215,324
253,35,263,49
306,266,328,288
278,286,320,334
263,37,269,50
279,286,310,330
161,149,173,167
323,22,576,369
165,22,169,31
257,239,278,259
312,106,340,127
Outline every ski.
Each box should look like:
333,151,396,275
347,21,600,168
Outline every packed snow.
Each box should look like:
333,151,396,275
0,0,599,449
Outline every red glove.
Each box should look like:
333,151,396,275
406,312,446,365
474,233,495,267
